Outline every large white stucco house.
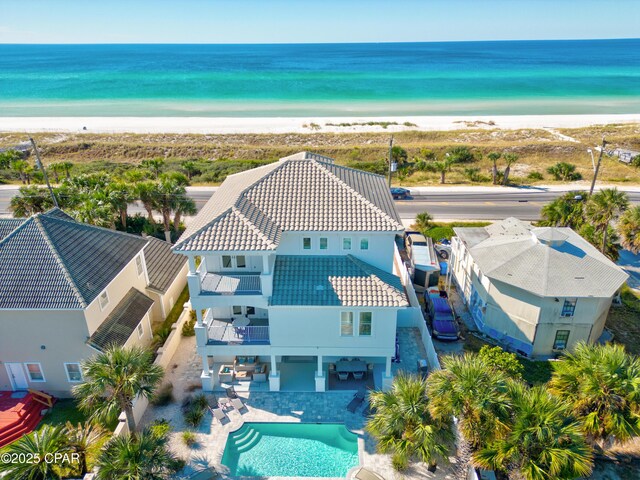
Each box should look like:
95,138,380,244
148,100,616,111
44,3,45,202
174,152,409,392
449,217,629,358
0,209,188,397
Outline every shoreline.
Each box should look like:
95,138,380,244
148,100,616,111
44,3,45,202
1,114,639,134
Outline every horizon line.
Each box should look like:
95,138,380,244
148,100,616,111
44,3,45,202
1,37,639,46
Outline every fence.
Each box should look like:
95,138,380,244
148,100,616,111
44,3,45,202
393,244,441,370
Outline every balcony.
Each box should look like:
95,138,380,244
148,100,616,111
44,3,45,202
206,317,270,345
200,272,262,296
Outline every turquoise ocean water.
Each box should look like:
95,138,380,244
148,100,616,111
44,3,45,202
0,39,639,116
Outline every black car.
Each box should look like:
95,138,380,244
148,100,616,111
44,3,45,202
390,187,410,200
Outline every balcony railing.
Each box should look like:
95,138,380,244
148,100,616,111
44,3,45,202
200,272,262,295
207,323,270,345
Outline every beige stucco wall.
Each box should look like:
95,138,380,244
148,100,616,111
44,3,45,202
157,262,188,322
0,309,93,397
84,253,149,336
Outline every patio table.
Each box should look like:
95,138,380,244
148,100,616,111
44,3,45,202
232,317,250,327
336,360,367,373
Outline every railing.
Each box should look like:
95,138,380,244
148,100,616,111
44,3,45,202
200,272,262,295
208,325,270,345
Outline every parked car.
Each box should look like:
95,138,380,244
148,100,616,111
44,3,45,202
390,187,410,199
424,290,460,341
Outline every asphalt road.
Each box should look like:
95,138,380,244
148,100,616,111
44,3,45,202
2,186,639,221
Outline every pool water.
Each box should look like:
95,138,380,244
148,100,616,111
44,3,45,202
221,422,359,477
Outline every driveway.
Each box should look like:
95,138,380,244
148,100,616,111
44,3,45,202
618,249,640,290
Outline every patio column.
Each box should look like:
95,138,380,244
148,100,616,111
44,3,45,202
382,356,393,391
188,255,197,274
200,353,213,392
315,354,325,392
269,354,280,392
262,254,271,274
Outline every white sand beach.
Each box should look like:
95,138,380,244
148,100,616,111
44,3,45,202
0,114,639,135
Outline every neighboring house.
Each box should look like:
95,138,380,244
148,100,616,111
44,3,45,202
174,152,408,392
449,217,628,358
0,209,187,397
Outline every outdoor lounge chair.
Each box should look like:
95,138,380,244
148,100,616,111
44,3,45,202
353,371,365,380
225,386,239,399
362,399,377,417
338,371,349,381
211,406,228,424
351,467,385,480
230,397,247,413
347,390,366,413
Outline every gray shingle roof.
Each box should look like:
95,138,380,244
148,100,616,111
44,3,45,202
143,237,188,293
271,255,408,307
0,209,148,309
0,219,25,242
455,217,629,298
87,288,153,351
174,153,403,252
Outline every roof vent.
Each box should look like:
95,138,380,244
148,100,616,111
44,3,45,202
533,228,568,247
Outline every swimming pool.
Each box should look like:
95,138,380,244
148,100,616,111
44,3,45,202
221,422,359,477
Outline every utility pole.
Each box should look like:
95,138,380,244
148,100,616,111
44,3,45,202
29,136,59,208
589,136,607,196
387,135,394,187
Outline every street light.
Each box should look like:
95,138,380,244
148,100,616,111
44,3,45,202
587,148,596,172
589,137,607,196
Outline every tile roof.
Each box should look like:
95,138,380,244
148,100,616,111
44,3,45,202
174,152,403,252
271,255,408,307
0,219,25,242
143,237,188,293
87,288,154,351
0,209,148,309
455,217,629,298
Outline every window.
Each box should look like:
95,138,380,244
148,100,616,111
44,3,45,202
360,238,369,250
342,238,352,250
553,330,570,350
246,306,256,315
303,237,312,250
25,363,45,382
359,312,372,336
222,255,232,268
137,322,144,338
232,306,243,316
64,363,83,382
561,298,577,317
135,255,144,276
320,237,328,250
340,312,354,336
99,291,109,310
236,255,246,268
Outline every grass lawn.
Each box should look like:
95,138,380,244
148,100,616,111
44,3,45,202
36,398,88,430
463,333,553,385
153,284,190,335
419,221,491,241
605,285,640,356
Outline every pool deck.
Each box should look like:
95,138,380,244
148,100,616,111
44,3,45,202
140,328,459,480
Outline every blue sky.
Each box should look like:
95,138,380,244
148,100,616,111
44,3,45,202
1,0,639,44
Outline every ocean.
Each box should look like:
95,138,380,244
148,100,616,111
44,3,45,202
0,39,639,117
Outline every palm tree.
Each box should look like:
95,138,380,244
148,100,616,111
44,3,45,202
618,205,640,254
579,224,620,261
539,192,587,229
70,194,117,229
9,186,53,217
136,181,159,223
487,152,501,185
60,161,74,179
11,159,30,184
64,421,106,477
427,354,514,449
502,153,519,185
95,428,182,480
153,173,191,242
172,194,197,234
0,149,22,169
366,373,453,471
474,385,593,480
415,211,433,231
0,426,68,480
181,160,199,181
547,162,582,181
142,158,165,179
428,159,453,184
548,342,640,450
73,345,164,433
107,181,135,229
584,188,629,254
447,146,475,163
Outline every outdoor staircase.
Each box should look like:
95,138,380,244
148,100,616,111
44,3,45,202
231,425,262,453
0,390,54,448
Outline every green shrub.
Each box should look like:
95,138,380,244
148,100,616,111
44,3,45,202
151,382,174,406
547,162,582,181
477,345,524,380
527,171,544,181
182,318,196,337
192,393,209,410
391,453,408,471
184,406,205,428
149,418,171,438
181,430,197,447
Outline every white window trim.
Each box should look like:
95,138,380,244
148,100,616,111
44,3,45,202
303,237,312,250
340,312,354,336
222,255,247,270
358,312,373,336
360,238,369,250
24,362,46,383
342,237,352,251
64,363,83,383
319,237,328,250
99,290,109,311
